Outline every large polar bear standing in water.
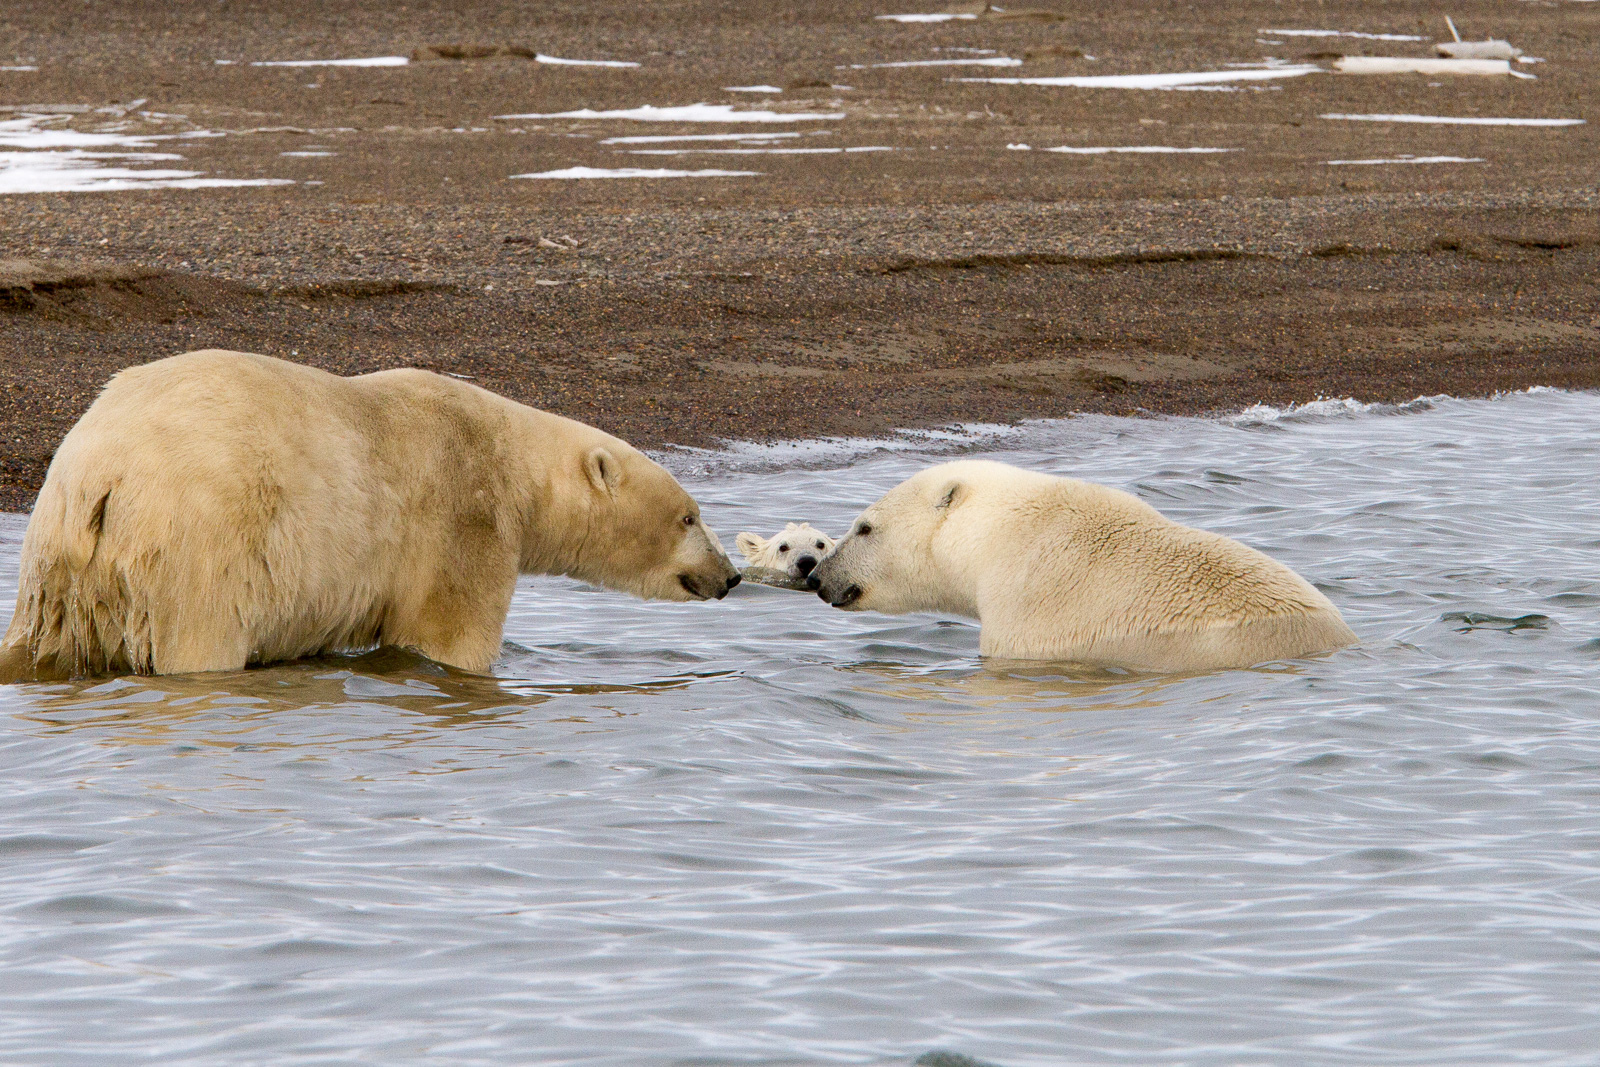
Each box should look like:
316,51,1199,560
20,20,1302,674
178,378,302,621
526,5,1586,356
810,460,1355,672
0,350,739,679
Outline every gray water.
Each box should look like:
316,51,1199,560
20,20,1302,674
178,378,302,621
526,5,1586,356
2,388,1599,1067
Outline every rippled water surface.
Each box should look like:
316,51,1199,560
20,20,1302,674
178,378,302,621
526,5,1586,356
4,389,1600,1066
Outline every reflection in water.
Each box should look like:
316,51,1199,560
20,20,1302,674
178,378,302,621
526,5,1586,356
3,389,1600,1066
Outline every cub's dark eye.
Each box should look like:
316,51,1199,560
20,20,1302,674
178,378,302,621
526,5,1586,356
815,541,825,549
778,543,789,552
856,522,873,536
682,515,696,527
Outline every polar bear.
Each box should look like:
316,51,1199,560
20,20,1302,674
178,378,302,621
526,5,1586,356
0,349,740,680
809,459,1355,672
735,522,836,580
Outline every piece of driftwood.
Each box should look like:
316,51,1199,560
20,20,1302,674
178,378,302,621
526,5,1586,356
1334,56,1513,77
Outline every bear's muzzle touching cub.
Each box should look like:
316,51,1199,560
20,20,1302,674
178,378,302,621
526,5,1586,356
0,349,739,679
810,459,1355,672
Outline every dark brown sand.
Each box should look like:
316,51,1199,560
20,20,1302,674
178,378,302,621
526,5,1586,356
2,0,1597,511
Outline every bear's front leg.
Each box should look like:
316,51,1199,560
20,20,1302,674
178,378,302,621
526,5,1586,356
381,564,518,674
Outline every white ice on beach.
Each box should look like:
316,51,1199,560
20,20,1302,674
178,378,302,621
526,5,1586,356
252,56,410,67
0,150,293,193
1043,145,1235,154
1325,155,1487,165
625,146,892,155
0,113,293,194
875,13,979,22
535,54,640,68
963,66,1321,89
1320,112,1586,127
1259,28,1427,41
843,57,1022,69
724,85,784,93
510,166,761,179
600,132,804,144
495,104,844,122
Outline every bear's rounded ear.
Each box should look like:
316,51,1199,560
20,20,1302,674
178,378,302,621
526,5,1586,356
585,447,622,496
935,480,965,510
735,531,766,558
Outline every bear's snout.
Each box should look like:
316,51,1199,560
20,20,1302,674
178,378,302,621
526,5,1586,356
794,554,818,578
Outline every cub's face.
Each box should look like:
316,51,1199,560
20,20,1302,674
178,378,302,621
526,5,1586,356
735,522,835,579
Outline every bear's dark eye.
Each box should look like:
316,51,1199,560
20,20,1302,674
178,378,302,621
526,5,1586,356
682,515,696,527
778,543,789,552
815,541,826,549
856,522,873,536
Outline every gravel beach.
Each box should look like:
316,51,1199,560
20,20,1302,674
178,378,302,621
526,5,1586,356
1,0,1596,510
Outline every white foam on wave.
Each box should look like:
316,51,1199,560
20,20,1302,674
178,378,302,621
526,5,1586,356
875,12,979,22
495,104,845,122
963,66,1321,89
510,166,761,179
1325,155,1485,165
724,85,783,93
842,57,1022,69
0,113,293,194
1229,395,1451,427
1320,112,1585,127
252,56,410,67
600,132,804,144
1043,145,1234,154
625,146,891,156
657,422,1027,477
536,54,640,69
1259,28,1427,41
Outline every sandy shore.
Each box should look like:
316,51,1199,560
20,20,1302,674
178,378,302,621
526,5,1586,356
1,0,1597,510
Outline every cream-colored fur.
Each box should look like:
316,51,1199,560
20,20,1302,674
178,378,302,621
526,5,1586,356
810,459,1355,671
735,522,835,579
0,349,739,679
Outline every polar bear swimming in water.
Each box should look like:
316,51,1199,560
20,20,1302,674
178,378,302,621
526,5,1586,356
809,459,1355,672
736,522,836,581
0,349,740,679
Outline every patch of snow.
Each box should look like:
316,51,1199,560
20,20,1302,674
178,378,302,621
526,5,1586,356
535,54,640,68
600,132,805,144
510,166,761,179
1,66,39,72
1007,143,1031,150
1043,145,1235,154
624,146,893,155
1258,28,1427,41
495,104,844,122
843,57,1022,69
724,85,784,93
962,66,1321,89
1324,155,1486,165
875,13,979,22
252,56,410,67
280,150,336,157
1320,112,1585,126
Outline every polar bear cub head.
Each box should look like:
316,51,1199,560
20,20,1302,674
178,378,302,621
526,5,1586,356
735,522,835,579
808,460,1024,615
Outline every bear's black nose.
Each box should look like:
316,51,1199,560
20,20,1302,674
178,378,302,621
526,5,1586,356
795,555,818,577
805,574,821,591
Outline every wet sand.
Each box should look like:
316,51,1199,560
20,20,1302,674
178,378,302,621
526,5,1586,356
1,0,1597,510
